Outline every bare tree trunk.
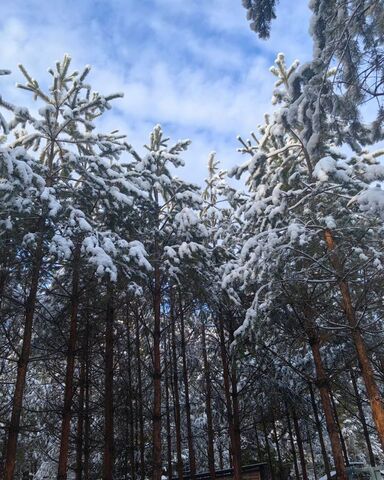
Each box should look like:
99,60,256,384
218,313,241,480
3,235,44,480
307,425,318,480
292,409,308,480
310,338,347,480
179,295,196,480
201,321,216,480
324,228,384,451
126,315,136,480
152,261,162,480
228,318,242,480
350,368,375,466
103,286,114,480
135,311,145,480
308,383,331,479
171,300,184,480
272,413,283,478
285,407,300,480
164,331,173,480
75,338,86,480
58,243,81,480
84,322,90,480
261,414,275,480
330,391,349,466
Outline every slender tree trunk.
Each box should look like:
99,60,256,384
350,368,375,466
228,318,242,480
126,315,136,480
3,235,44,480
261,414,275,480
324,228,384,451
84,323,90,480
310,338,347,480
330,392,349,466
152,260,162,480
135,311,145,480
285,407,300,480
58,243,81,480
103,286,114,480
307,425,318,480
164,332,173,480
75,339,86,480
201,321,216,480
308,383,331,479
272,413,283,478
218,313,241,480
179,295,196,480
292,409,308,480
171,300,184,480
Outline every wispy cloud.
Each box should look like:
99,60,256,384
0,0,312,184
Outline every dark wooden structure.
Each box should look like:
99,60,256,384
172,463,270,480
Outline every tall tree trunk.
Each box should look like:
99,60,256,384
308,383,331,479
285,407,300,480
272,413,283,478
84,323,90,480
292,409,308,480
324,228,384,451
218,313,241,480
103,286,114,480
350,368,375,466
179,295,196,480
152,261,162,480
75,337,86,480
3,235,44,480
126,314,136,480
330,391,349,466
164,333,173,480
171,300,184,480
201,321,216,480
307,425,318,480
261,414,275,480
58,243,81,480
135,311,145,480
310,337,347,480
228,317,242,479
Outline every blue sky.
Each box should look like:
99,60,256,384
0,0,312,184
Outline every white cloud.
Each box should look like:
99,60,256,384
0,0,313,184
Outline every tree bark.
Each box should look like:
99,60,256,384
57,243,81,480
135,311,145,480
75,343,86,480
308,383,331,479
164,331,173,480
171,299,183,480
102,286,114,480
272,413,283,478
330,391,349,466
218,313,241,480
285,407,300,480
201,321,216,480
324,228,384,451
152,261,162,480
84,320,90,480
350,368,375,466
310,338,347,480
261,414,275,480
3,234,44,480
292,409,308,480
179,295,196,480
